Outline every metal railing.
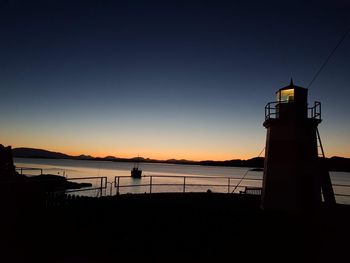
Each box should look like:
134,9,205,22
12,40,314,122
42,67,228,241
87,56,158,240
265,101,279,120
332,183,350,197
16,167,43,175
45,176,108,206
308,101,321,120
113,175,350,202
12,167,350,203
114,175,263,195
64,176,108,195
264,100,321,120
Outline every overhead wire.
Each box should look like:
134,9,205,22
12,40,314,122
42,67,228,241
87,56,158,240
232,146,265,193
307,27,350,89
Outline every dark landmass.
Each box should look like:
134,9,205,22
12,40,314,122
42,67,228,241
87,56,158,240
12,147,265,167
22,174,92,191
327,156,350,172
12,147,350,172
4,173,92,192
13,147,70,159
3,192,350,262
198,156,265,167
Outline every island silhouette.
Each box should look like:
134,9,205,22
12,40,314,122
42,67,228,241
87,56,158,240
13,147,350,172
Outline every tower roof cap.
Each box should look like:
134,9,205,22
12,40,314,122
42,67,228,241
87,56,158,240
276,79,307,93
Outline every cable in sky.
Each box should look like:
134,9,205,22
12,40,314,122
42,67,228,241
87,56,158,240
307,27,350,89
231,146,265,193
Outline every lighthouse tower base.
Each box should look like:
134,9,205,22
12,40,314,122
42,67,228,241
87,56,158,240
261,118,322,212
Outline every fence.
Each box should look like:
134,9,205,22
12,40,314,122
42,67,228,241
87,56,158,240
16,167,43,175
111,175,350,204
65,176,107,194
45,176,107,207
114,175,263,195
264,100,322,120
332,183,350,203
11,168,350,205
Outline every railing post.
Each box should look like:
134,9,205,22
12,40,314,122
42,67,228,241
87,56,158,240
117,177,120,195
150,176,153,194
319,101,321,119
228,178,230,193
183,177,186,193
100,178,103,197
105,177,107,193
266,103,270,120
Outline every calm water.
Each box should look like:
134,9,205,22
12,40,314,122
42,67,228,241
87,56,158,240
14,158,350,204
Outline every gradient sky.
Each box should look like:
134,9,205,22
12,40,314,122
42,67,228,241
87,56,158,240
1,0,349,160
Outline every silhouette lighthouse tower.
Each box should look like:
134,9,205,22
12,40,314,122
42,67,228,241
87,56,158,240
262,80,335,211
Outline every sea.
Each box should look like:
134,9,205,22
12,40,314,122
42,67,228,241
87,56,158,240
14,158,350,204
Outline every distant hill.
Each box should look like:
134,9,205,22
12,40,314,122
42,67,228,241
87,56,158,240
198,157,264,168
13,148,70,159
74,154,94,160
327,156,350,172
11,147,350,172
11,147,266,168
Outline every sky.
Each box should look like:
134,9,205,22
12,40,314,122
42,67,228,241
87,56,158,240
0,0,349,160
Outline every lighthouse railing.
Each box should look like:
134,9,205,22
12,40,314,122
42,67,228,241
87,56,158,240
308,101,321,120
265,100,321,120
264,101,279,120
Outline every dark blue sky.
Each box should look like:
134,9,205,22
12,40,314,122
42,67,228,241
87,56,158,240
1,0,349,160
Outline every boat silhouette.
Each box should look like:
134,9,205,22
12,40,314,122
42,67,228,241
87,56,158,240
131,157,142,179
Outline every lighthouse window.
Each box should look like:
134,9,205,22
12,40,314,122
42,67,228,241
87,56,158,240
278,89,294,103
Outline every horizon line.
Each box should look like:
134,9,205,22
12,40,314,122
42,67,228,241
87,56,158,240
10,145,349,162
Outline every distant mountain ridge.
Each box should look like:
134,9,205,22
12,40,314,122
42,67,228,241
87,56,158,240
13,147,70,159
11,147,350,172
12,147,262,166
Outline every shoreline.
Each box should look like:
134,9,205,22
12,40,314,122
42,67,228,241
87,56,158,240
13,156,350,173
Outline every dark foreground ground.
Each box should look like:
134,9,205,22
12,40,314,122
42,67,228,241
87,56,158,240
2,193,350,262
